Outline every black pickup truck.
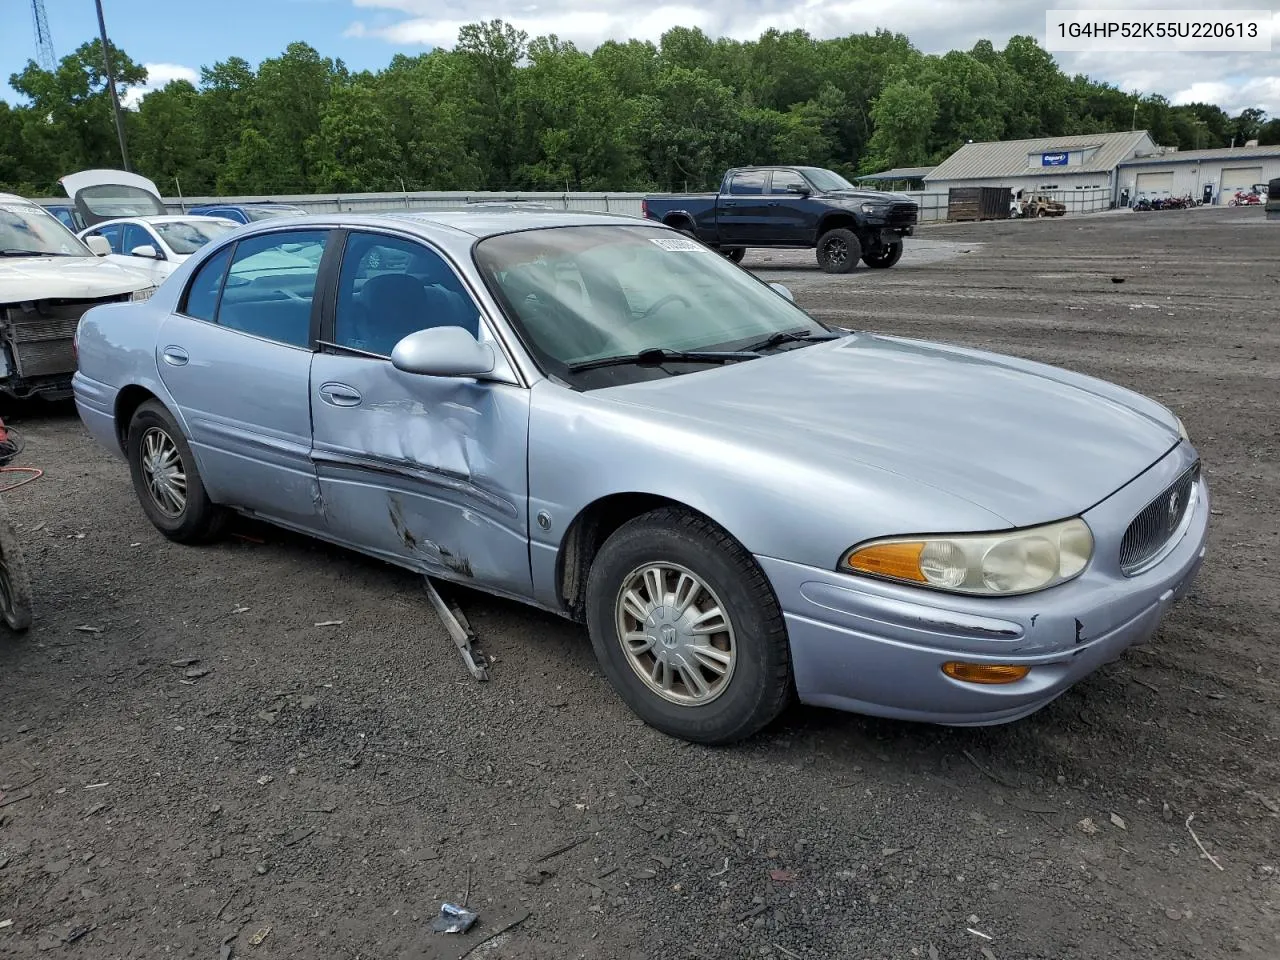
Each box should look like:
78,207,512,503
642,165,919,273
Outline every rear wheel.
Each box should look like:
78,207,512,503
126,400,228,544
862,241,903,269
722,247,745,263
816,228,861,274
584,507,793,745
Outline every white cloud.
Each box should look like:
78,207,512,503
344,0,1280,115
122,63,200,107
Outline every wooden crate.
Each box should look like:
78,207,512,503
947,186,1009,222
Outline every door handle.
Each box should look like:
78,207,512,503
318,382,362,407
161,346,188,366
722,201,736,207
767,201,780,206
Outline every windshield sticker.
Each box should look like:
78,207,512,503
649,237,712,252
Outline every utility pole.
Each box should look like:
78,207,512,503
94,0,131,171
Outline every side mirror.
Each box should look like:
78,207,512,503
85,235,111,257
130,244,161,259
769,282,795,302
391,326,496,379
787,185,811,196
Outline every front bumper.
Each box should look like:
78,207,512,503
759,443,1209,725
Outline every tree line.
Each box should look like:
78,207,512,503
2,21,1275,197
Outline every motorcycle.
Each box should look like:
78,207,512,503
0,417,35,633
1228,190,1261,206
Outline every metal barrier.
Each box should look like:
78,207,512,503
32,186,1114,226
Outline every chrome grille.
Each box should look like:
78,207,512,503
1119,461,1200,575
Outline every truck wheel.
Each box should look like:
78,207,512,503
584,506,793,745
816,228,861,274
862,242,903,269
722,248,745,263
1036,207,1047,218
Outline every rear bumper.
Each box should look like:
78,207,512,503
71,371,125,457
758,444,1209,725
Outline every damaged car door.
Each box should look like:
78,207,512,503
308,229,533,597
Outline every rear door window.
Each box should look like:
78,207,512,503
728,171,767,195
213,230,330,348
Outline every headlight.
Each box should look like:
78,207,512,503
1177,417,1189,442
840,517,1094,597
130,286,156,302
860,202,880,214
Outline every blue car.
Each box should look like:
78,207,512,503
68,209,1209,745
184,202,310,224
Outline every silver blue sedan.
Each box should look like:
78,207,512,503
71,210,1209,744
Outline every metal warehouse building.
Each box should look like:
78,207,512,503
1116,144,1280,205
924,131,1157,200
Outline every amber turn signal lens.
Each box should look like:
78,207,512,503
941,662,1031,685
844,541,927,582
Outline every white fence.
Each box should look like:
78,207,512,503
33,185,1117,225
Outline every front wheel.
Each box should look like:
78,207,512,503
0,498,33,633
862,241,903,269
584,507,793,745
722,247,745,263
816,228,861,274
126,400,228,544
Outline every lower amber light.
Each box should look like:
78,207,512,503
942,662,1031,685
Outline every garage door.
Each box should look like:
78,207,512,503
1135,171,1174,200
1221,166,1263,200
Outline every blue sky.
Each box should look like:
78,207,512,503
3,1,1277,116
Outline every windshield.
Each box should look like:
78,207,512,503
245,206,307,221
153,219,238,254
800,168,857,192
473,224,831,386
0,201,91,257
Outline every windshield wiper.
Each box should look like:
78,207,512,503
567,347,761,373
0,250,74,257
740,329,843,353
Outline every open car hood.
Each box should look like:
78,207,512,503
59,169,166,226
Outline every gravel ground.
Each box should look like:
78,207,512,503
0,205,1277,960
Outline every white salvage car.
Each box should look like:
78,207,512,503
77,215,240,285
62,170,240,285
0,192,155,401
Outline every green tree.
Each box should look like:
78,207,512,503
309,81,404,191
864,80,938,170
8,39,147,182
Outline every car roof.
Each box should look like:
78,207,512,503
0,193,41,206
78,214,237,231
278,208,649,240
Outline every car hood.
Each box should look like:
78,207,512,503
594,333,1180,528
0,256,153,302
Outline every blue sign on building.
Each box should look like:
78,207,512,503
1042,152,1069,166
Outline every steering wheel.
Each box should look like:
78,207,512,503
636,292,691,320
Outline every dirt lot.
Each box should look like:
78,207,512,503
0,206,1277,960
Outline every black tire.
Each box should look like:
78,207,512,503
722,247,745,263
584,507,793,745
126,399,228,544
1036,207,1047,218
816,228,861,274
862,241,903,269
0,498,33,633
